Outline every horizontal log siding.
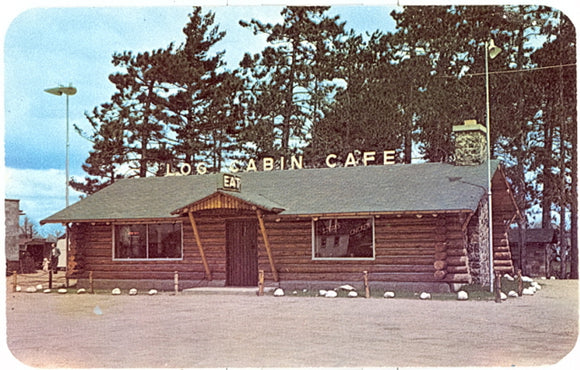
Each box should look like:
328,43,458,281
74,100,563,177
258,214,472,285
71,213,474,287
491,174,516,275
71,218,227,282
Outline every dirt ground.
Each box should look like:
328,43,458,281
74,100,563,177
4,275,579,369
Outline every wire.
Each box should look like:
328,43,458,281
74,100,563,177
440,63,577,78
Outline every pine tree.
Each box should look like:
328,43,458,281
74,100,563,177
529,10,577,277
305,29,431,166
238,6,346,160
108,47,175,177
70,103,126,194
163,7,242,172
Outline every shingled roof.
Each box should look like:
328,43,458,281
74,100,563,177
41,160,502,224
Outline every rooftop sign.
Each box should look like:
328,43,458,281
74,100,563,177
165,150,396,177
219,173,241,192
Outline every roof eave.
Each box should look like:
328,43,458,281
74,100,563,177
275,209,474,218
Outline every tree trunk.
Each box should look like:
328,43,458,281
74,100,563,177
570,206,578,279
404,117,413,164
559,205,567,279
541,121,553,228
518,221,527,276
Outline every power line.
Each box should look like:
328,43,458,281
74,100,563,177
440,63,576,78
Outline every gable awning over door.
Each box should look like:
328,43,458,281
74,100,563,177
172,190,282,283
171,190,285,216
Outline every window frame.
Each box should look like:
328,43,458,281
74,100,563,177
311,217,376,261
112,222,184,261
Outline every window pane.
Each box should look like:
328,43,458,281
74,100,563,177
115,225,147,259
314,218,374,258
148,223,182,259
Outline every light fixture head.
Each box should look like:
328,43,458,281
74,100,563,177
44,85,77,96
488,39,502,60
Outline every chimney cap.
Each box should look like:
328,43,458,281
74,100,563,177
452,120,487,134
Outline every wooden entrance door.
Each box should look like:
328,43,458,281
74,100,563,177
226,220,258,286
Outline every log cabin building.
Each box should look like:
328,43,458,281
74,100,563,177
41,121,521,292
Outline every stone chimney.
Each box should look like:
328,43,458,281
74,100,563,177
452,119,488,166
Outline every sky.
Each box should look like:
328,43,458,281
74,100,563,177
1,1,401,235
1,0,579,236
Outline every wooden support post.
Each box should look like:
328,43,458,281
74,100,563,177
12,271,17,293
258,270,265,296
174,271,179,295
89,271,94,294
188,212,212,281
363,271,370,298
256,209,279,282
48,269,53,289
494,271,502,303
517,269,524,295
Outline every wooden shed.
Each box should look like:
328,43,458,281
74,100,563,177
508,228,557,277
41,158,520,292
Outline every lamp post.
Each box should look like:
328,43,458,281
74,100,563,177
45,85,76,288
485,40,501,292
44,85,77,207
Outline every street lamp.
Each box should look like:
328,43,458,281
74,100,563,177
485,39,501,292
44,85,77,207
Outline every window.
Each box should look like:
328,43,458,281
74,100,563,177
114,223,182,260
313,218,375,260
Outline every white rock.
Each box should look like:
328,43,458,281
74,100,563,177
112,288,121,295
384,291,395,298
77,288,87,294
129,288,138,295
457,291,469,300
58,288,67,294
318,289,328,296
15,286,22,292
36,284,44,290
500,292,508,300
503,274,515,281
522,288,535,295
522,276,534,283
324,290,338,298
148,289,158,295
43,289,52,294
292,290,298,295
550,276,556,280
508,290,518,298
340,284,356,291
26,287,37,293
347,291,358,298
302,289,308,293
540,276,547,280
534,284,542,290
419,292,431,300
531,281,541,289
273,288,285,297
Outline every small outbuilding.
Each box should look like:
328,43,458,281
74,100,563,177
42,121,521,292
508,228,557,277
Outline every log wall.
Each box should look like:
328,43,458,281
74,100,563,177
70,218,228,283
71,212,476,289
258,214,473,287
492,170,516,275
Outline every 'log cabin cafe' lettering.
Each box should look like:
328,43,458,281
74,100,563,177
164,150,397,176
42,121,522,292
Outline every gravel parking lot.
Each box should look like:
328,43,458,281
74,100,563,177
5,278,579,368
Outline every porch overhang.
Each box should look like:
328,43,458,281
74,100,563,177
171,190,285,216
